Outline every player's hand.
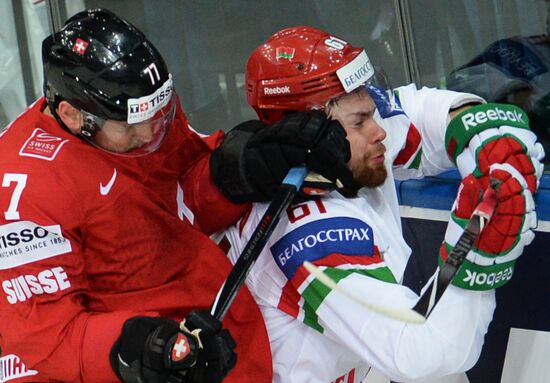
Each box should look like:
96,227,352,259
110,311,236,383
446,103,545,195
441,164,536,290
210,111,358,203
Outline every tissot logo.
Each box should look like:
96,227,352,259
0,226,49,248
0,221,72,270
127,76,173,123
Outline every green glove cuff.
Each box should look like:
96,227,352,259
445,103,530,163
439,245,516,290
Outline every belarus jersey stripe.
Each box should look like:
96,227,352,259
393,122,422,168
276,249,397,332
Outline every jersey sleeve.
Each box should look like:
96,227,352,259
173,108,249,235
389,83,484,179
0,172,154,382
231,198,495,382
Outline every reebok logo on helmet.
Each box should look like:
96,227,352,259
461,106,525,130
263,86,291,95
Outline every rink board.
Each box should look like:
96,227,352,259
397,171,550,383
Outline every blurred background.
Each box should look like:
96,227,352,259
1,0,548,165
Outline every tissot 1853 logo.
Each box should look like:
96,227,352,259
0,221,72,270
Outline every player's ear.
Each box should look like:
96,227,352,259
56,101,83,134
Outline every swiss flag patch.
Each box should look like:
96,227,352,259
171,333,191,362
72,38,89,55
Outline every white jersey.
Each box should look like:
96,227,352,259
224,84,493,383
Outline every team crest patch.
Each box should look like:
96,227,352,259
19,128,69,161
171,333,191,362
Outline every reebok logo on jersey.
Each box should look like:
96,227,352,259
100,168,118,196
263,86,291,95
271,217,374,279
0,354,38,382
461,107,525,130
2,266,71,304
19,128,69,161
0,221,72,270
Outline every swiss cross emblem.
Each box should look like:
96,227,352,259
139,102,149,112
72,38,89,55
171,333,191,362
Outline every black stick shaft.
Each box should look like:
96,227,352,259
412,217,480,318
211,166,307,320
413,185,497,319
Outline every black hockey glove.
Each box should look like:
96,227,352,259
110,311,236,383
210,110,358,203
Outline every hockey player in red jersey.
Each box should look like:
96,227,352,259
0,10,356,383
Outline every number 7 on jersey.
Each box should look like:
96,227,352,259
2,173,28,220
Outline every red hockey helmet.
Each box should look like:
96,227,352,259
246,26,388,124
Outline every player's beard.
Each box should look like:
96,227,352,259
355,163,387,188
353,152,388,188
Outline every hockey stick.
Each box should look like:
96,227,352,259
303,184,497,324
211,166,307,320
412,184,497,319
303,262,426,323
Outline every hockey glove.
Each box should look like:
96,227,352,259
441,164,536,290
110,311,236,383
210,110,358,203
446,103,545,194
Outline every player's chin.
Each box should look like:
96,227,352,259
355,164,387,188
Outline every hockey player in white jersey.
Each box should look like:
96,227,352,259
221,26,544,382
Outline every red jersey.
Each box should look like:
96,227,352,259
0,98,272,382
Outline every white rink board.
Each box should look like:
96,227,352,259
501,328,550,383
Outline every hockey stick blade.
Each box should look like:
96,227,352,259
210,166,308,320
303,261,426,324
412,185,497,319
